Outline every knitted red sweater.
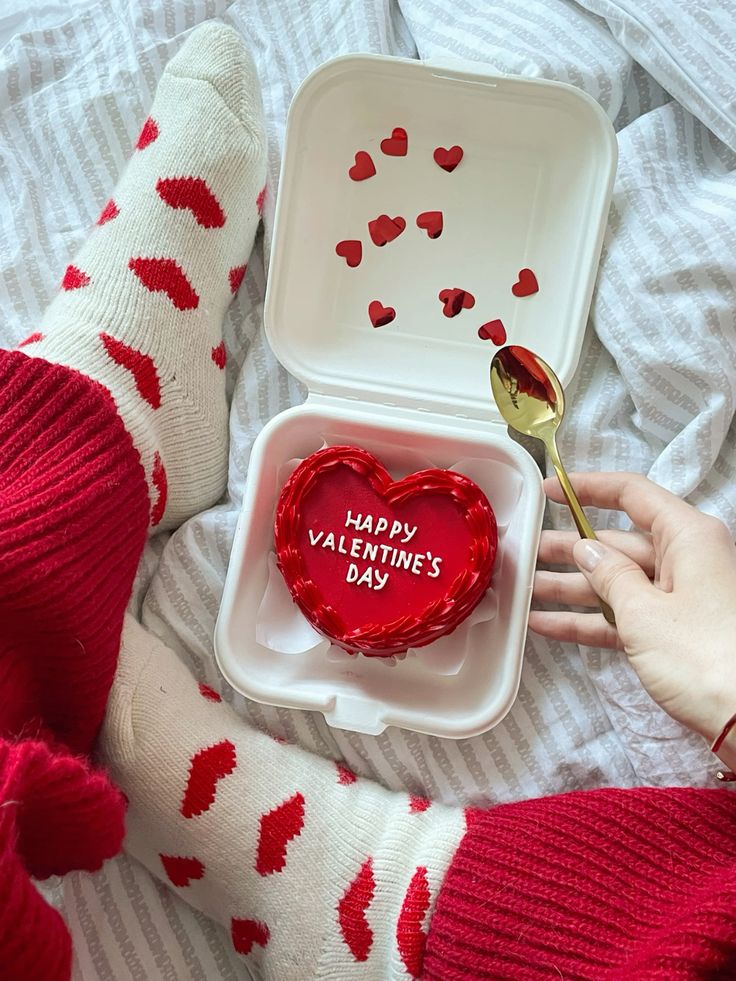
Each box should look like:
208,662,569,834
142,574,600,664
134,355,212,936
2,349,736,980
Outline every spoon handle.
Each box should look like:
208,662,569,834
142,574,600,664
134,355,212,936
546,440,616,627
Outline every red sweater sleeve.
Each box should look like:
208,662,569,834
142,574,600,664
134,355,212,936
423,785,736,979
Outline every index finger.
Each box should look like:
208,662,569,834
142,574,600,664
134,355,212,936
543,471,694,534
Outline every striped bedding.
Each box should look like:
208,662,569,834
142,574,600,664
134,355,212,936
1,0,734,976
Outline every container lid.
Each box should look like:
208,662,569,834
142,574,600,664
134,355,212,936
265,54,616,421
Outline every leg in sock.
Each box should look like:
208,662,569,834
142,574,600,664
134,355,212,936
0,22,266,980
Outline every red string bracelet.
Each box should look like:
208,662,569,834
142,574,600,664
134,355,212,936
711,711,736,782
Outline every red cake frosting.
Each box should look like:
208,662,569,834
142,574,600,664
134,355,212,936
274,445,498,656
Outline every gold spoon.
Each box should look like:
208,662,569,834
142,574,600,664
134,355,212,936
490,344,616,626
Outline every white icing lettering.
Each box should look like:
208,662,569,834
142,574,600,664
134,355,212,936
308,529,324,546
363,542,378,561
322,532,336,549
358,514,374,533
389,519,403,539
337,535,348,555
411,554,425,575
429,555,442,578
380,544,392,562
396,551,412,570
375,516,388,535
350,537,362,558
374,570,389,591
345,510,361,530
401,524,417,543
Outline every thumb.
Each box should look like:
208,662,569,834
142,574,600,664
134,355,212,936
573,539,652,614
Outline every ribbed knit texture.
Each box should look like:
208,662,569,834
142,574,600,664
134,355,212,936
423,786,736,979
0,351,150,755
0,739,126,981
21,22,266,530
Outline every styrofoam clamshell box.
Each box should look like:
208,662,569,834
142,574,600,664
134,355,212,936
215,54,617,738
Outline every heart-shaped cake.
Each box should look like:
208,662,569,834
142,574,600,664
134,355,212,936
274,446,498,656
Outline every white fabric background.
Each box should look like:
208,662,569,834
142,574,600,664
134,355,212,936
0,0,734,977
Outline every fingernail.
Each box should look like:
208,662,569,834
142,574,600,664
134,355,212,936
575,540,606,572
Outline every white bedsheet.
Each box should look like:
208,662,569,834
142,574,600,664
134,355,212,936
1,0,735,977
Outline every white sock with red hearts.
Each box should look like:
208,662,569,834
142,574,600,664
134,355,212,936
18,22,266,529
101,617,466,979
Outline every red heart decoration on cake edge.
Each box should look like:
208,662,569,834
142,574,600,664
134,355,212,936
274,446,497,656
511,268,539,297
478,319,507,344
439,287,475,317
349,151,376,181
433,145,463,172
380,127,408,156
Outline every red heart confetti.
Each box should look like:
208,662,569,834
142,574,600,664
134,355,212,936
512,268,539,297
99,333,161,410
416,211,443,239
256,184,266,213
478,319,507,344
409,795,431,814
256,792,305,876
231,918,270,956
380,126,408,156
368,300,396,328
156,176,226,229
129,256,199,311
274,445,497,655
349,151,376,181
136,117,159,150
336,761,357,785
433,145,463,172
150,451,167,526
338,858,375,961
17,332,43,348
160,854,205,888
368,214,406,246
180,739,237,818
336,239,363,268
397,867,431,979
61,265,90,290
439,287,475,318
211,341,227,370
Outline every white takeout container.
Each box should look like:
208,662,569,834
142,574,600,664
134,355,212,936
215,54,616,738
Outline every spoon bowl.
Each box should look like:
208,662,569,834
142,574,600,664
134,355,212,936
490,345,615,626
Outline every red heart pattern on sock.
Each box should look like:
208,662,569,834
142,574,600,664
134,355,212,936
100,333,162,410
433,145,463,172
17,332,43,348
150,451,167,526
478,319,507,344
336,239,362,268
136,117,159,150
256,792,305,876
416,211,443,239
156,177,226,229
368,300,396,328
129,257,199,311
512,267,539,297
368,214,406,247
61,265,90,291
349,151,376,181
396,866,431,979
381,127,408,156
439,287,475,317
211,342,227,370
409,796,431,814
336,762,357,785
97,199,119,226
338,858,375,962
229,264,247,294
180,739,237,819
198,682,222,703
160,854,205,888
231,918,270,956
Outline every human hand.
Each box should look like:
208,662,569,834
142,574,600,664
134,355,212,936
528,472,736,754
